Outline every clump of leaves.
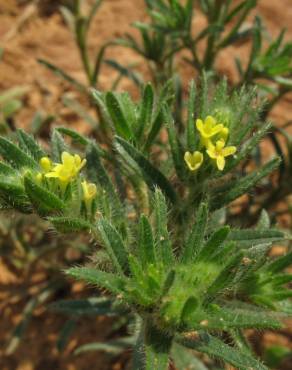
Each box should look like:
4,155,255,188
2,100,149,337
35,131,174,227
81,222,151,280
0,79,290,369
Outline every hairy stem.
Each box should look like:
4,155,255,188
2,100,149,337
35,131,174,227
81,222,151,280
137,318,173,370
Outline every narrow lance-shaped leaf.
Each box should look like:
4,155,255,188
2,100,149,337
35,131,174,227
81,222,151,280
210,157,281,210
98,219,130,275
86,142,120,206
115,137,177,203
186,80,198,151
0,162,17,176
38,59,87,93
56,127,90,147
138,214,156,267
51,129,69,162
50,296,124,316
24,176,66,215
0,177,30,212
181,202,208,262
197,226,230,261
206,251,244,298
164,105,186,181
48,216,92,233
225,122,272,172
266,252,292,274
177,333,268,370
153,189,174,265
105,92,133,139
0,136,38,169
227,228,287,248
66,267,125,295
136,83,154,142
17,129,46,161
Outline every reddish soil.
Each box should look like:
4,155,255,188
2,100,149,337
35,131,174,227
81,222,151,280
0,1,291,369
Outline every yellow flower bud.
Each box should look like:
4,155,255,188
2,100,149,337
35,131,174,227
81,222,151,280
82,181,97,201
40,157,52,172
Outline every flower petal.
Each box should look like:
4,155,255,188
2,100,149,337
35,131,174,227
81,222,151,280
206,148,217,159
210,124,224,136
222,146,237,157
196,119,204,133
217,156,225,171
205,115,216,128
62,152,74,168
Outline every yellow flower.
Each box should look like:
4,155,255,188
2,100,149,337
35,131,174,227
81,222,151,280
81,181,97,202
45,152,86,186
39,157,52,172
206,140,237,171
184,151,203,171
82,180,97,215
196,116,224,147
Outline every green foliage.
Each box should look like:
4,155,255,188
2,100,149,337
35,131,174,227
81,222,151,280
0,75,290,370
67,189,289,369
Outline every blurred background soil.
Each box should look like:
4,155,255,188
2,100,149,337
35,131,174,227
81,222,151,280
0,1,291,369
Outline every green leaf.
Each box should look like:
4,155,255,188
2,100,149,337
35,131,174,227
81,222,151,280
207,305,282,330
86,142,116,197
186,80,198,151
226,122,272,171
227,228,287,248
57,319,76,352
24,176,66,215
138,214,156,267
48,216,92,233
17,129,46,161
153,189,174,265
74,337,135,355
178,333,268,370
50,297,124,316
66,267,125,295
144,110,164,151
0,162,17,176
181,202,208,262
115,136,177,203
105,92,133,139
37,59,87,93
164,105,185,181
0,136,38,170
98,219,129,275
56,127,90,146
136,83,154,142
266,252,292,274
206,251,244,297
210,157,281,210
104,59,142,88
0,177,30,212
172,343,208,370
197,226,230,261
51,129,69,162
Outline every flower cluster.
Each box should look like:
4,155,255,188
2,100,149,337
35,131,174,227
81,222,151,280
37,152,97,205
184,115,237,171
